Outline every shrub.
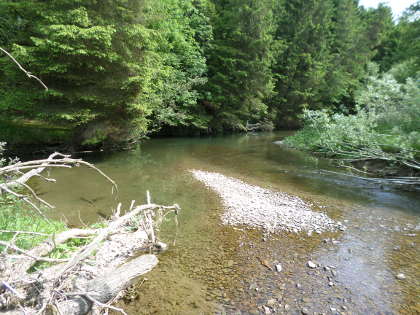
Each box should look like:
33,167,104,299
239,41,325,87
285,65,420,166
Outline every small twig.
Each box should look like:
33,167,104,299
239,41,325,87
0,240,68,263
1,281,25,299
85,294,128,315
0,46,48,90
19,181,55,209
78,210,90,228
0,230,50,236
114,203,122,218
129,200,135,211
146,190,151,205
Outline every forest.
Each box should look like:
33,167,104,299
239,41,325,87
1,1,420,314
0,0,418,151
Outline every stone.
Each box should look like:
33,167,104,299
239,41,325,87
267,299,276,306
396,273,406,280
275,264,282,272
301,308,310,315
263,305,271,314
307,261,317,268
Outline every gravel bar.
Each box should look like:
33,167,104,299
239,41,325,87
191,170,343,233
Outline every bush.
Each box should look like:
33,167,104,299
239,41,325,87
285,65,420,167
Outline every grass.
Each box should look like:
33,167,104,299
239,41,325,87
0,194,67,250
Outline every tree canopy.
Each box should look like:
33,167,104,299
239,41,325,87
0,0,417,148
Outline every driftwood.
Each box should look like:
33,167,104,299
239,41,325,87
0,152,117,220
245,121,274,132
1,201,179,315
0,153,180,314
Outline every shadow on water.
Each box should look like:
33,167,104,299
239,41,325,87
32,132,420,314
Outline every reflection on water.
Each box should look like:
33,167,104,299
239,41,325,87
32,132,420,314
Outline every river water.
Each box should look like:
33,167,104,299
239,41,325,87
33,132,419,315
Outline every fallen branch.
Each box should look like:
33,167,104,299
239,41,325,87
0,152,118,218
0,154,180,314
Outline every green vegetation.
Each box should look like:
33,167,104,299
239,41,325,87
2,0,411,148
284,64,420,176
0,142,66,250
0,194,66,250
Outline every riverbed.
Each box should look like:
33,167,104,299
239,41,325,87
33,132,420,314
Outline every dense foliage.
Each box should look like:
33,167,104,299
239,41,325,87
0,0,418,148
284,64,420,175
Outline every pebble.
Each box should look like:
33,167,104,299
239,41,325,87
262,306,271,314
275,264,282,272
267,299,276,306
301,308,310,315
307,261,317,268
191,170,342,233
396,273,406,280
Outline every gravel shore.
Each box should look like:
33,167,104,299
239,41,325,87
191,170,342,233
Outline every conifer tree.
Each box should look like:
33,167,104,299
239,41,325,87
204,0,276,131
270,0,334,127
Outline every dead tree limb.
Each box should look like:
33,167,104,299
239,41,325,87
1,200,180,315
0,152,118,217
0,47,48,90
0,154,179,314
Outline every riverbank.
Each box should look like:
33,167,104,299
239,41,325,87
0,151,179,315
28,133,420,315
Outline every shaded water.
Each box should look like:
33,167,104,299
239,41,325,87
33,132,420,314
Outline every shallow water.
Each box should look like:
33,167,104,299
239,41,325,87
33,132,420,314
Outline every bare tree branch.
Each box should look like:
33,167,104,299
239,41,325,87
0,47,48,90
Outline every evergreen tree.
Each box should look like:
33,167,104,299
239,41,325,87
375,2,420,77
270,0,334,127
204,0,276,131
0,0,211,145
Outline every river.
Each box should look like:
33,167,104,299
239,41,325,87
33,132,420,315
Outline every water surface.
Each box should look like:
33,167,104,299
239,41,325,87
34,132,420,314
